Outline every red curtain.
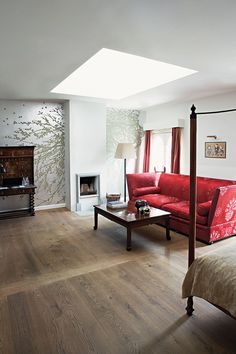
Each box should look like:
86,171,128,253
171,127,181,174
143,130,151,172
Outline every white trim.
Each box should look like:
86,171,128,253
80,194,99,199
35,203,66,211
152,128,172,134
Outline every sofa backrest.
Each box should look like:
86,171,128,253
158,173,236,202
196,177,236,203
158,173,190,200
127,173,157,200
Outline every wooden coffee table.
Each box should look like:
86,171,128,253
93,204,171,251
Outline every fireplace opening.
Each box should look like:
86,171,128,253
80,176,98,196
76,173,101,212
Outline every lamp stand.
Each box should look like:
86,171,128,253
124,158,127,202
115,143,136,203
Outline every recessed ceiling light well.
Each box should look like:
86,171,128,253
51,48,197,99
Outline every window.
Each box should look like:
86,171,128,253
150,129,172,173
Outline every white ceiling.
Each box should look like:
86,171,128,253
1,0,236,109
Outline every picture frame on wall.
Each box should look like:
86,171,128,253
205,141,226,158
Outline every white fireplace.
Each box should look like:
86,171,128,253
76,173,100,211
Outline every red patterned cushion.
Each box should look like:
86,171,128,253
133,186,160,197
197,200,212,216
142,194,180,208
162,200,208,225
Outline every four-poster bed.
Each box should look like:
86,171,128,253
183,105,236,319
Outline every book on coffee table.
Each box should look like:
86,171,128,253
107,201,127,209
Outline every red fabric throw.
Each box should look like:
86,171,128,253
171,127,181,174
143,130,151,172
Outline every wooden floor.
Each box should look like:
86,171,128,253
0,209,236,354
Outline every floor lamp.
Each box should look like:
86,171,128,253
115,143,136,202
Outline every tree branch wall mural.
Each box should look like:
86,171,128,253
0,101,65,206
106,108,144,194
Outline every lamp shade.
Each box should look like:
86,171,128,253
115,143,136,159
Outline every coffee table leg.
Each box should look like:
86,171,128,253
165,216,171,240
127,227,132,251
93,208,98,230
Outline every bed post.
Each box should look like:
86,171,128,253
186,104,197,316
189,104,197,267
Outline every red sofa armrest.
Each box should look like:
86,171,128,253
208,185,236,226
127,173,157,200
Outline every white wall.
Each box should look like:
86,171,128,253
145,91,236,180
68,100,106,211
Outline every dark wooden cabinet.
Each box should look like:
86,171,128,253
0,146,36,219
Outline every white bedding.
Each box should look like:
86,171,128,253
182,247,236,317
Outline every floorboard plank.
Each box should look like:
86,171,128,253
0,209,235,353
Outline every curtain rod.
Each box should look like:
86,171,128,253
196,108,236,115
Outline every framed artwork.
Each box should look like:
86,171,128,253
205,142,226,158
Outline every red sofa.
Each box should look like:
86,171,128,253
127,172,236,244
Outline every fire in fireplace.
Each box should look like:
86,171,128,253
80,176,97,196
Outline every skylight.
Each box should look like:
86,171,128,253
51,48,197,99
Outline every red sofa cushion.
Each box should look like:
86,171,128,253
162,200,208,225
133,186,160,197
141,194,180,208
197,200,212,216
